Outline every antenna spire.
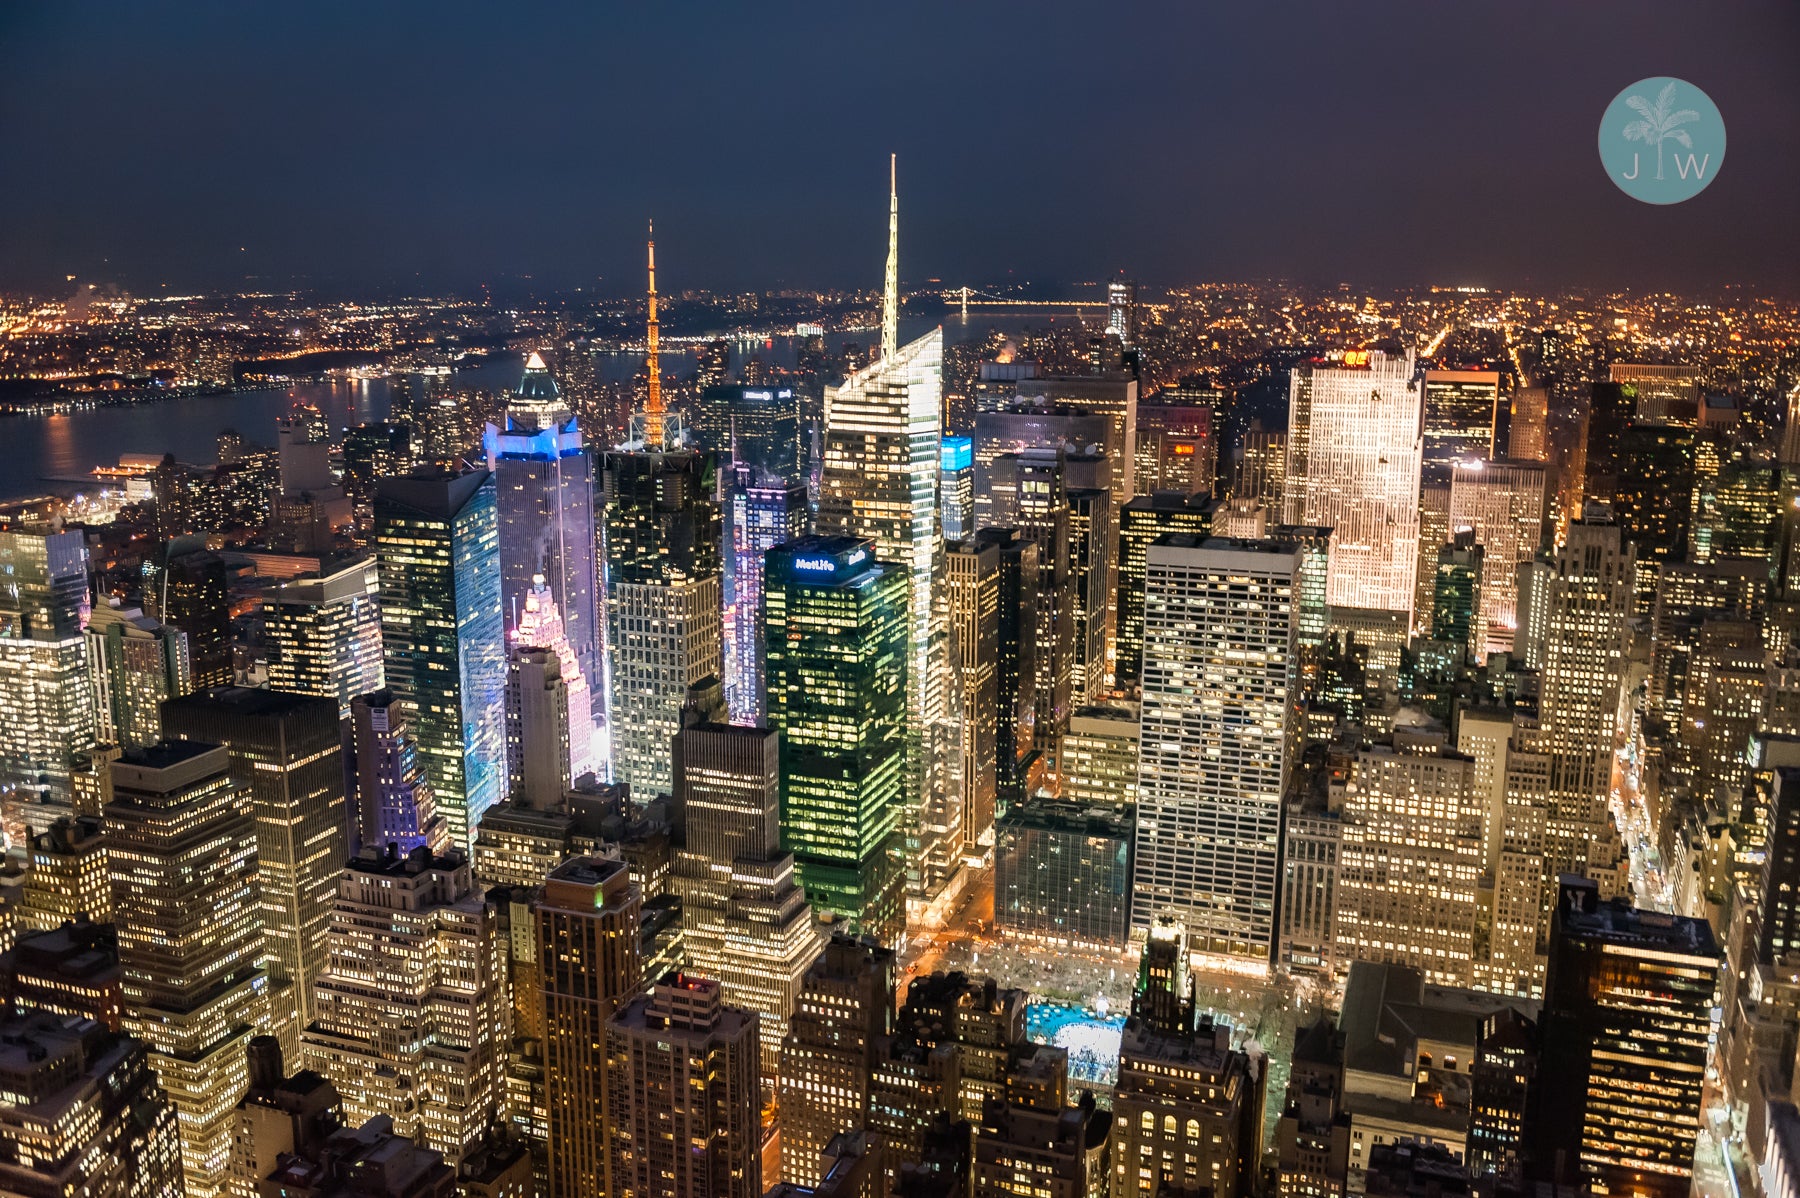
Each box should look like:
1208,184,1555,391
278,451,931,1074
882,153,898,362
645,219,664,448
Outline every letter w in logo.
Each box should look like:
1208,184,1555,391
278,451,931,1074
1673,153,1712,180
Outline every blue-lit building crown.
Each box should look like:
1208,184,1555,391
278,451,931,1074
941,436,973,472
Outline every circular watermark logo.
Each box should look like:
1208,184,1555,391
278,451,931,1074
1599,77,1725,204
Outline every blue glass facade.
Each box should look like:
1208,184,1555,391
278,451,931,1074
374,470,507,853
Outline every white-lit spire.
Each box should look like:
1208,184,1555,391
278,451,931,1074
882,153,897,363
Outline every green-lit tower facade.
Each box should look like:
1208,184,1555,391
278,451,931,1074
763,535,908,942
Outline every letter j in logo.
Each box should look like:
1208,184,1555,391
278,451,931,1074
1600,77,1725,205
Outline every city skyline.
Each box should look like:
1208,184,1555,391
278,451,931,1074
0,7,1796,1197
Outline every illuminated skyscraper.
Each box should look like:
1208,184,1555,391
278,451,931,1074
1528,878,1719,1198
1515,520,1634,890
1107,279,1138,347
340,421,417,512
19,815,110,935
374,470,507,853
975,528,1039,812
946,538,1000,854
816,157,957,908
148,541,232,690
698,383,804,485
697,339,731,390
508,576,595,790
107,742,265,1198
1111,1013,1261,1198
506,646,574,809
1066,473,1114,705
303,845,507,1166
0,1010,184,1198
1613,420,1697,613
1135,382,1221,497
1334,730,1482,986
1430,531,1483,658
1691,446,1781,565
162,687,347,1059
1610,362,1700,425
669,702,821,1079
764,536,909,940
1419,368,1500,483
1447,459,1547,660
1457,705,1548,998
991,448,1075,772
1133,536,1299,970
972,404,1110,530
606,974,762,1198
938,435,977,543
1011,373,1138,513
484,351,602,692
1412,482,1452,635
84,599,189,750
1649,559,1768,725
262,556,383,719
1115,491,1214,690
778,935,897,1189
347,688,442,854
1237,424,1287,501
1283,350,1422,618
723,466,805,724
1508,386,1549,462
0,524,95,830
536,856,642,1198
1672,617,1764,803
1060,704,1139,809
602,447,722,797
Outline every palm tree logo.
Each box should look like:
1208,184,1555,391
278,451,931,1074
1620,81,1700,181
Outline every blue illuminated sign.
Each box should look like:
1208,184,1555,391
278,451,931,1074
940,436,973,472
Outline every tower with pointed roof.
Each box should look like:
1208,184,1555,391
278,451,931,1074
816,157,959,913
645,221,664,448
484,352,603,695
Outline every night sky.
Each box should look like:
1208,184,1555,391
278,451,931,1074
2,2,1796,297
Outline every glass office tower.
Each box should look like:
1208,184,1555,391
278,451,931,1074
484,351,602,693
723,466,805,724
0,524,96,832
1420,368,1500,483
373,470,507,853
763,535,909,942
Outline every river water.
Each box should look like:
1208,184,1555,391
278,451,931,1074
0,310,1096,501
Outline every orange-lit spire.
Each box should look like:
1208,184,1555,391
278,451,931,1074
645,219,663,448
